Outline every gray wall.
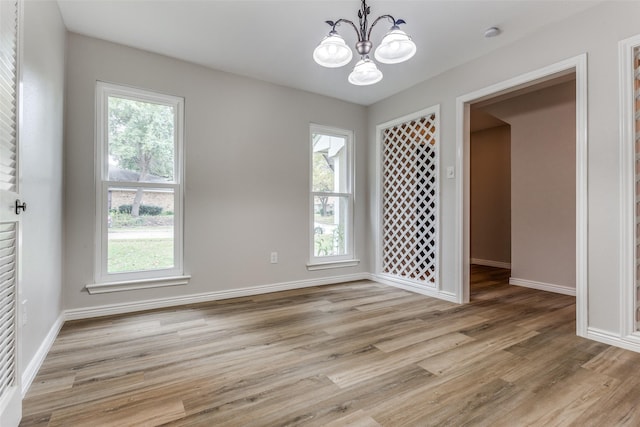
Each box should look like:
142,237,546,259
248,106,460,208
368,1,640,333
20,0,65,379
57,1,640,340
470,125,511,265
63,34,369,311
483,82,576,289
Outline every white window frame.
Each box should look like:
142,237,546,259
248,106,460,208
307,124,358,270
90,82,188,293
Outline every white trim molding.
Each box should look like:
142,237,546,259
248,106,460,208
306,259,360,271
470,258,511,269
618,34,640,340
67,273,370,320
456,54,588,335
509,277,576,296
587,327,640,353
86,275,191,294
21,314,64,397
371,274,458,303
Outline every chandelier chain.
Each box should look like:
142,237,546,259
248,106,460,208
326,0,399,44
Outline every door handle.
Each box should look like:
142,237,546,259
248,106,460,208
15,199,26,215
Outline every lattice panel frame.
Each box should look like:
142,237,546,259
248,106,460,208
381,113,439,286
635,46,640,331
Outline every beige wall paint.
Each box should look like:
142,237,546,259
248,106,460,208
470,125,511,265
368,1,640,333
482,81,576,289
20,1,65,378
63,34,368,311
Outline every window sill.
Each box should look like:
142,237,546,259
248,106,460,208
306,259,360,271
86,275,191,294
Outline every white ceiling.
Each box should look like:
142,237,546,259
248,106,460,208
56,0,601,106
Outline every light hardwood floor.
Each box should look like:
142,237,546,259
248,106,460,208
20,266,640,426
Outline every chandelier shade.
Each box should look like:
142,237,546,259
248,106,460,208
313,33,353,68
313,0,416,86
374,27,416,64
348,57,383,86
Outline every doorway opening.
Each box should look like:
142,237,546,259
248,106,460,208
468,110,511,300
456,55,587,336
470,74,577,300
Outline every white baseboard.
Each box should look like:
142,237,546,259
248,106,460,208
65,273,371,321
509,277,576,296
22,313,64,397
369,273,459,303
586,327,640,353
470,258,511,269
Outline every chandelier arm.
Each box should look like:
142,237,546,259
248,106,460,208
333,18,363,42
366,14,396,41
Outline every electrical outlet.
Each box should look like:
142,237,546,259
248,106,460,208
21,300,27,326
270,252,278,264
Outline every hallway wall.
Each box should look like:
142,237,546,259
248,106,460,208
470,125,511,267
482,81,576,291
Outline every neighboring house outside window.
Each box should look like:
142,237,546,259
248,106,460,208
92,82,187,291
308,124,358,270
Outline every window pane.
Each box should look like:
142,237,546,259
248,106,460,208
107,187,174,273
312,133,347,192
108,96,175,183
313,195,348,257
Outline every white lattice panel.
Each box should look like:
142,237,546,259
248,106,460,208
381,114,438,286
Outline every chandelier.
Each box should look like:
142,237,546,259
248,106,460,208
313,0,416,86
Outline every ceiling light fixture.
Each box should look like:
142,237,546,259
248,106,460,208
313,0,416,86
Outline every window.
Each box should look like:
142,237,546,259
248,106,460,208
309,125,356,268
93,82,186,289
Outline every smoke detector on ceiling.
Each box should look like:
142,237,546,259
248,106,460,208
484,27,502,38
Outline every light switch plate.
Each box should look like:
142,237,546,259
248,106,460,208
446,166,455,179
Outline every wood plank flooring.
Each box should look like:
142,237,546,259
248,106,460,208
20,266,640,426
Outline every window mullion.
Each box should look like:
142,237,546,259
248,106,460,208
312,191,352,198
104,180,179,189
